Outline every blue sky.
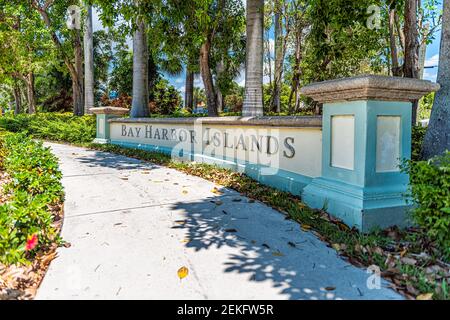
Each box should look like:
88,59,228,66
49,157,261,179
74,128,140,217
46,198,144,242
92,5,442,97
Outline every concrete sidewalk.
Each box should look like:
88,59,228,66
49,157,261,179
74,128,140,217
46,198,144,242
36,142,402,300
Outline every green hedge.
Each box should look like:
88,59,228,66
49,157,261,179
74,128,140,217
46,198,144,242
0,133,64,265
403,151,450,260
0,113,96,144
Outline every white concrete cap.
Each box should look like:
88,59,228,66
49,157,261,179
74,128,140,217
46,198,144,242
91,107,130,116
300,75,441,103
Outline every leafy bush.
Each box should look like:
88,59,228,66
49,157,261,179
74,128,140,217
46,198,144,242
0,113,96,143
412,126,427,161
0,134,64,265
403,152,450,260
149,79,183,115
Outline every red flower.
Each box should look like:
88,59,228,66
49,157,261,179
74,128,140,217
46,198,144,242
25,234,38,251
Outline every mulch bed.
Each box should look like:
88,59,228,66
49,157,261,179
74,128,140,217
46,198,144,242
0,170,64,300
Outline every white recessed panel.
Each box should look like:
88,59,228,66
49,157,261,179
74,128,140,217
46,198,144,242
377,116,401,172
331,115,355,170
98,118,105,133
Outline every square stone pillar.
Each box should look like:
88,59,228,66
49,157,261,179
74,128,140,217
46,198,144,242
91,107,130,144
301,75,440,232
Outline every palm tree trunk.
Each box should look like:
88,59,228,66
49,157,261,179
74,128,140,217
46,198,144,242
273,6,283,113
199,38,218,117
73,29,84,116
131,18,150,118
422,0,450,159
185,70,194,111
243,0,264,117
84,5,95,113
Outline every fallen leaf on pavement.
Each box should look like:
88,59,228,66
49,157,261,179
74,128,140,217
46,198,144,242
212,187,223,195
272,250,284,257
178,267,189,280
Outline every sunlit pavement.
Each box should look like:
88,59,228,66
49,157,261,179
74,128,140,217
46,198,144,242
36,142,403,300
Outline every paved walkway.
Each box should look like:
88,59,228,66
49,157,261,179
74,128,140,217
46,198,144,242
36,142,402,300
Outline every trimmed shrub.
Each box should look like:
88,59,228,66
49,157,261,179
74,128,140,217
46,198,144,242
403,151,450,260
0,113,96,143
0,134,64,265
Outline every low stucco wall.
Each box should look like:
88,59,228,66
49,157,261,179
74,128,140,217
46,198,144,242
108,116,323,195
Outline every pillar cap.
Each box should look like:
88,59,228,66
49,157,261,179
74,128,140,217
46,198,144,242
300,75,440,104
91,107,130,116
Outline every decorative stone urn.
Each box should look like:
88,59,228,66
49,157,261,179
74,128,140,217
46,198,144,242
91,107,130,144
300,75,440,232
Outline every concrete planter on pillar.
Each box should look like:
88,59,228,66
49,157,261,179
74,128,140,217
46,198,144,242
301,75,440,232
91,107,130,144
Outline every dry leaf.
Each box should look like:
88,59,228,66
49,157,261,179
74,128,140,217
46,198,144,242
401,257,417,266
178,266,189,280
301,224,312,231
416,293,433,300
332,244,341,251
182,190,189,195
272,251,285,257
211,187,223,195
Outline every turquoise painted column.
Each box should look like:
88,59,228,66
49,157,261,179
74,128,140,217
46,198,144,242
91,107,129,144
301,75,440,232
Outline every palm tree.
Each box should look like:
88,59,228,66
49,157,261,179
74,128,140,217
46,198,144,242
243,0,264,117
422,0,450,159
131,17,150,118
84,4,95,114
185,70,194,111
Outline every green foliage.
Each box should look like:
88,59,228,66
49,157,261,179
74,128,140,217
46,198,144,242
419,92,435,121
403,152,450,260
303,0,385,83
149,79,183,115
0,113,96,143
0,133,63,265
412,126,427,161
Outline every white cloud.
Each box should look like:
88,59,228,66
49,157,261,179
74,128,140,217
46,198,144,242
425,54,439,68
175,77,184,84
423,70,438,82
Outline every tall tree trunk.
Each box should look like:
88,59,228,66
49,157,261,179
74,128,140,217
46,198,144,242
418,24,430,79
216,90,223,113
422,0,450,159
389,6,402,76
243,0,264,117
131,19,150,118
185,70,194,111
289,29,302,114
273,5,283,113
26,72,36,114
73,29,84,116
13,83,22,116
404,0,420,125
84,5,95,113
32,1,84,116
199,38,218,117
216,59,225,113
